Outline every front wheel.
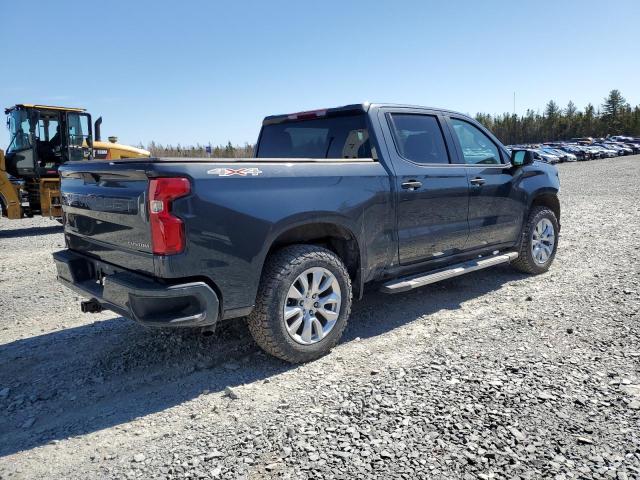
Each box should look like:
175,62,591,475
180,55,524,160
511,206,559,274
247,245,352,363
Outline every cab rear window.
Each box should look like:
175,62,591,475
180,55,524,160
256,114,371,159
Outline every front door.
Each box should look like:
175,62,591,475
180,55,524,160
381,111,470,265
65,112,93,162
447,117,525,249
4,108,37,177
34,110,64,176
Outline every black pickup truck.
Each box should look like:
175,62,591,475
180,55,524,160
53,103,560,363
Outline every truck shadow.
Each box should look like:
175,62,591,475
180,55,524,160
0,225,63,239
0,266,524,457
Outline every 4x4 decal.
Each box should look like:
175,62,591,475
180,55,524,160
207,167,263,177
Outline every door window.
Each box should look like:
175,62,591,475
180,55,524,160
67,113,91,161
67,113,89,146
7,109,33,153
450,118,501,165
388,114,450,164
38,117,60,142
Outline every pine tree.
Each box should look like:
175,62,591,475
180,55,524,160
602,89,628,135
583,104,595,137
602,89,626,117
545,100,560,118
543,100,560,140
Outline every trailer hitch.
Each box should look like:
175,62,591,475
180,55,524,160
81,299,104,314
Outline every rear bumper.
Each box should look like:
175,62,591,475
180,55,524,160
53,249,219,328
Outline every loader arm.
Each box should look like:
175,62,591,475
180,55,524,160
0,149,23,218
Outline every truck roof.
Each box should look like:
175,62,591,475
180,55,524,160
262,103,469,125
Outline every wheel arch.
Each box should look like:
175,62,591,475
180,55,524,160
265,220,364,298
530,190,561,227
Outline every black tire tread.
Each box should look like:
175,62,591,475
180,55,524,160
511,206,558,274
247,244,352,363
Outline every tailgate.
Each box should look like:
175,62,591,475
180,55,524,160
60,161,155,274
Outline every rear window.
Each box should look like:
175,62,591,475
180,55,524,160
257,114,371,159
388,114,450,164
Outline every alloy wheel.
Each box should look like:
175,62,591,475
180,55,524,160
531,218,555,265
283,267,342,345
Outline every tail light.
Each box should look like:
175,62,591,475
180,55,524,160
287,109,327,120
148,177,190,255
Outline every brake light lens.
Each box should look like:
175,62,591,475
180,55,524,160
287,109,327,120
148,177,190,255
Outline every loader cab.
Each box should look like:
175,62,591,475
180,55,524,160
4,104,93,178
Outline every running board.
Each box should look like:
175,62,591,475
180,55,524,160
380,252,519,294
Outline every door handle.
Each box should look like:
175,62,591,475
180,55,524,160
401,180,422,191
470,177,486,186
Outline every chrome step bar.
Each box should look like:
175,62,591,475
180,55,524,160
380,251,519,294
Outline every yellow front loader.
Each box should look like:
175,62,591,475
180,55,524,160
0,104,149,220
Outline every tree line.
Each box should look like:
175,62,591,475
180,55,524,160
143,141,255,158
474,89,640,145
142,89,640,157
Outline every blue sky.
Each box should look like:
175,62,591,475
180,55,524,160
1,0,639,148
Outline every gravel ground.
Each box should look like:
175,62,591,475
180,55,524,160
1,156,639,480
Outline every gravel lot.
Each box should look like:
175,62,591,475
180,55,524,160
1,156,639,480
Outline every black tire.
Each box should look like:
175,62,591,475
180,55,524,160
247,244,352,363
511,206,559,274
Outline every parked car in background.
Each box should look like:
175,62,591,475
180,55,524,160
597,143,626,156
504,135,639,163
542,147,577,162
624,143,640,154
593,145,617,158
606,143,633,155
610,135,635,142
557,144,589,161
583,146,604,159
532,149,560,164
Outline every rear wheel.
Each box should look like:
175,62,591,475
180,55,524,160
248,245,352,363
511,206,559,274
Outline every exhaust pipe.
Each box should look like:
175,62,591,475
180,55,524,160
94,117,102,141
81,299,104,314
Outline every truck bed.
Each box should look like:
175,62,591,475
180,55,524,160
57,156,393,317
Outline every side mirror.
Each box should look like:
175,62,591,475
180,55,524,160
511,149,534,167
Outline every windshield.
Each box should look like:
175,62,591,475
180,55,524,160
257,114,371,159
6,109,33,153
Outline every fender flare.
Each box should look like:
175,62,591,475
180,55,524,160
259,214,366,298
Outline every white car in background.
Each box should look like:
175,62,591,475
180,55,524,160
593,146,617,158
543,147,577,162
531,149,561,164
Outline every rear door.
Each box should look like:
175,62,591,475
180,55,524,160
445,116,525,248
379,108,469,265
